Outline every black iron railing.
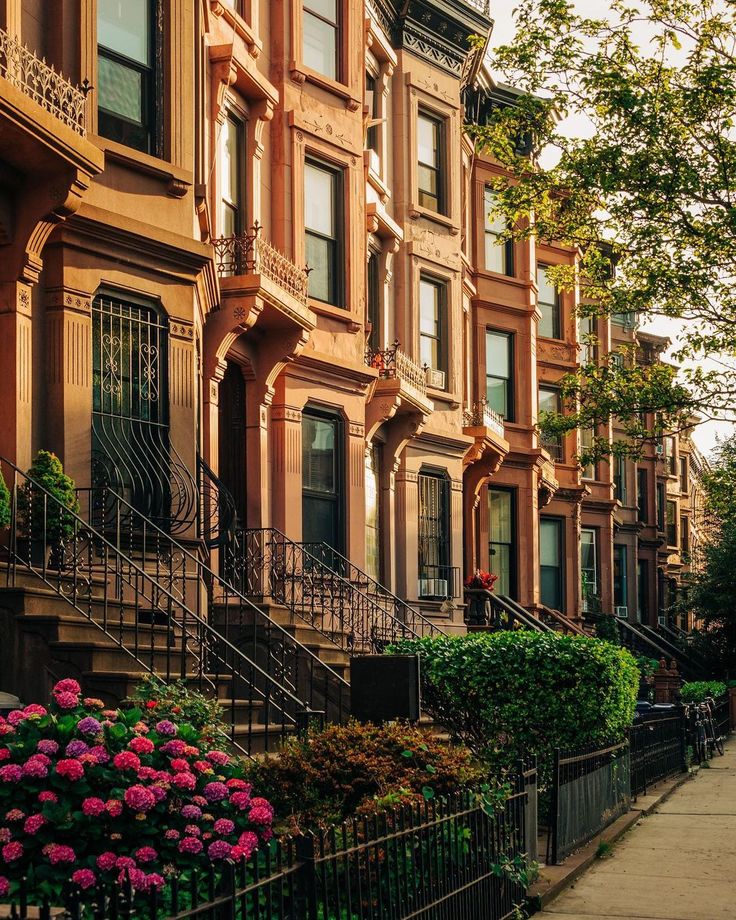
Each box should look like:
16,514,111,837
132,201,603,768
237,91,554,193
197,455,238,548
1,777,534,919
0,457,326,757
75,486,350,748
629,710,687,798
227,529,434,653
417,563,461,600
465,591,552,632
299,542,445,640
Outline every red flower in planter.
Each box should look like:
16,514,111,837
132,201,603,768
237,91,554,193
463,570,498,592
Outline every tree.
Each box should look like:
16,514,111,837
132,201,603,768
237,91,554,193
471,0,736,459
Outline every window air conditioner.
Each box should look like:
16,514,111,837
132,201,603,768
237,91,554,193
418,578,449,598
658,614,667,627
614,606,628,618
425,368,446,390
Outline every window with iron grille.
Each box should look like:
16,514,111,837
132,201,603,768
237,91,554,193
97,0,162,155
92,292,171,522
418,471,450,598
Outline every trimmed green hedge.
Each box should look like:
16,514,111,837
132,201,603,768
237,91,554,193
680,680,727,703
389,632,639,777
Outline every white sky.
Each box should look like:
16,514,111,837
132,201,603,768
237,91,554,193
488,0,735,456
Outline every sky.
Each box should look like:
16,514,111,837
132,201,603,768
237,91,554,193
487,0,735,457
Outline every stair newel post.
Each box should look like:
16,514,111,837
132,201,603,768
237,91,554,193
180,600,188,682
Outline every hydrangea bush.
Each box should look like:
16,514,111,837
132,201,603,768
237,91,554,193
0,679,273,905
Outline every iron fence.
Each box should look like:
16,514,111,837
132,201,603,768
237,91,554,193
629,710,686,798
2,780,535,920
548,740,630,864
713,693,731,738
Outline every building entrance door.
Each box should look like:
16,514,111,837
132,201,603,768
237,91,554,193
302,409,344,553
218,361,247,523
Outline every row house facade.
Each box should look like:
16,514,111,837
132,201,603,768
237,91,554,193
0,0,711,712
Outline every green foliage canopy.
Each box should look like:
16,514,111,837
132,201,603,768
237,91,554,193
680,680,727,703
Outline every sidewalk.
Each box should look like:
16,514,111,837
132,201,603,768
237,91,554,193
535,742,736,920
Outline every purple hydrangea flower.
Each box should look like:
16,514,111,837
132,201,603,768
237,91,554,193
77,717,102,735
181,804,202,821
203,782,228,803
65,740,89,758
154,720,177,736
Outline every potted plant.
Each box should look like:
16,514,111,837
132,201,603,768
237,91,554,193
463,570,498,626
0,468,10,530
17,451,79,566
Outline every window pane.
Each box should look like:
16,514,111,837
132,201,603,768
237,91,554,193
417,115,437,167
484,187,506,235
98,0,151,64
537,264,560,338
302,416,336,493
485,234,505,273
219,116,242,231
540,520,560,566
486,378,507,417
305,0,337,20
98,55,143,122
489,489,511,543
486,331,509,377
420,336,438,370
580,529,596,571
303,12,337,79
304,162,334,236
305,233,331,302
419,280,440,335
539,387,559,416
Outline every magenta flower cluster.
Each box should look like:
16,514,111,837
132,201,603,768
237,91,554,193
0,679,273,906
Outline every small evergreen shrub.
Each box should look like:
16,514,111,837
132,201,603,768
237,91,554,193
388,632,639,782
680,680,727,703
125,676,224,733
18,451,79,543
0,470,9,529
245,720,486,834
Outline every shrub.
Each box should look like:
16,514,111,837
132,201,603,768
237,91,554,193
388,633,639,782
0,679,272,907
245,720,487,834
0,470,9,529
680,680,727,703
18,451,79,543
125,676,224,733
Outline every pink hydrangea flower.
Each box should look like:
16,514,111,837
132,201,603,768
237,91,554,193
207,840,232,860
56,759,84,781
71,869,96,890
97,852,117,871
22,704,47,719
123,785,156,813
213,818,235,836
2,842,23,863
132,722,149,734
203,782,228,802
248,802,274,825
226,778,250,791
53,678,81,696
38,791,58,803
192,795,208,807
55,691,80,710
23,814,45,835
82,797,106,817
106,799,123,817
0,750,9,763
120,867,147,889
128,736,154,755
115,856,136,871
0,765,22,783
181,804,202,820
233,831,259,861
5,810,23,823
47,844,76,865
83,698,104,709
37,740,59,756
170,758,190,773
0,876,8,897
7,711,25,726
0,829,10,843
154,720,177,736
137,766,157,781
184,824,201,837
0,726,16,737
22,758,48,779
171,771,196,791
149,786,167,803
135,846,157,864
113,751,141,771
178,837,203,855
206,750,230,766
143,873,165,891
229,791,251,810
88,745,110,764
160,740,186,756
164,829,180,840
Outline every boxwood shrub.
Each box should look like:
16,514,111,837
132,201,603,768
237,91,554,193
389,632,639,781
680,680,727,703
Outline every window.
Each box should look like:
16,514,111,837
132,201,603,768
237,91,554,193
580,427,596,480
614,455,627,503
418,471,451,598
417,111,444,213
365,445,381,582
222,0,243,12
680,456,688,493
485,330,513,420
656,482,666,532
483,187,513,275
681,515,689,555
303,0,339,80
637,469,648,522
304,159,342,305
579,314,596,364
537,264,561,339
366,73,378,156
489,488,515,598
302,409,343,552
538,386,562,461
581,528,598,611
540,518,564,610
366,250,380,350
638,559,649,620
97,0,158,154
419,276,446,380
666,500,677,546
663,435,676,475
218,113,244,238
614,545,628,610
612,311,635,328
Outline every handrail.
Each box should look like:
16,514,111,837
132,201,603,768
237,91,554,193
80,486,349,730
538,605,587,636
495,594,554,633
197,455,238,548
636,622,707,676
228,528,431,652
0,457,311,756
614,617,696,680
298,542,446,639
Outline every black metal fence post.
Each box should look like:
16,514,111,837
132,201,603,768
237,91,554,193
550,747,561,865
677,702,688,772
295,834,319,920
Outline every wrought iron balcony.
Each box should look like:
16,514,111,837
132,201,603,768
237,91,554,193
0,27,88,134
212,224,309,306
463,399,504,437
462,0,491,15
365,341,428,397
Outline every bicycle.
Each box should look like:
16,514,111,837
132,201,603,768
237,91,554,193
701,696,725,757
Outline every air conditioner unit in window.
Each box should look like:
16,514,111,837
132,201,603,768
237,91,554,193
655,443,664,456
658,614,667,627
425,368,446,390
614,606,628,618
418,578,448,599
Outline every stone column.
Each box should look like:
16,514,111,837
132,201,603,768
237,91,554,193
244,389,271,530
169,321,198,540
346,421,366,569
271,402,302,538
44,288,93,489
395,466,419,601
0,281,33,470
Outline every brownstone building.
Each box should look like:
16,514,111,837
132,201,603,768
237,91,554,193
0,0,711,730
